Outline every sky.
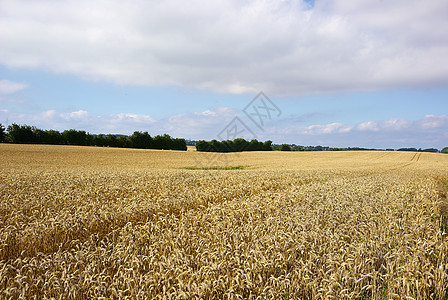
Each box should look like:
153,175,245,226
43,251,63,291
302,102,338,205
0,0,447,149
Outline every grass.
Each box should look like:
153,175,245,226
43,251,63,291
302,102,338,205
184,165,248,170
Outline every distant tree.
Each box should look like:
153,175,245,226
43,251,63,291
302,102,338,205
45,130,64,144
128,131,153,149
172,138,187,151
422,148,439,153
93,134,107,147
105,134,118,147
87,133,94,146
195,140,208,152
397,148,418,152
2,123,186,150
292,145,305,151
263,140,272,151
151,134,171,150
0,123,6,142
248,139,259,151
233,138,249,152
33,128,51,144
7,124,35,143
442,147,448,154
195,138,271,152
141,132,153,149
222,140,233,152
117,135,129,148
62,129,88,146
329,147,346,151
209,139,220,152
279,144,291,151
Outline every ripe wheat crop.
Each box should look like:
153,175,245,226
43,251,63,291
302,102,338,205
0,144,447,299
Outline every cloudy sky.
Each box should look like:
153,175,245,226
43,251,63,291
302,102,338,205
1,0,447,149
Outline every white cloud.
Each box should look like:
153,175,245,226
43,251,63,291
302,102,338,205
265,114,448,148
303,122,353,134
298,115,448,137
0,109,156,134
197,110,217,117
382,118,409,131
0,107,236,138
1,0,447,95
60,110,89,120
1,107,446,148
356,121,379,132
113,113,156,124
0,80,27,94
416,114,448,129
161,107,239,138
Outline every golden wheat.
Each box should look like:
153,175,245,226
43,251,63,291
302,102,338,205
0,144,447,299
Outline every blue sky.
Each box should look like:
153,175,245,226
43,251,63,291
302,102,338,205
1,0,447,149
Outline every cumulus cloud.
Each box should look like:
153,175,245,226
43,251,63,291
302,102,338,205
0,79,28,104
61,110,89,121
0,80,27,94
1,106,446,148
266,115,448,148
1,0,447,95
303,122,353,134
0,109,157,134
159,107,239,138
0,107,234,138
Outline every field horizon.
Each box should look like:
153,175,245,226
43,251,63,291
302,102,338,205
2,143,447,171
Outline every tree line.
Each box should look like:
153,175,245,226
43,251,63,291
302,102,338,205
273,144,447,153
0,123,187,151
195,138,272,152
396,147,440,153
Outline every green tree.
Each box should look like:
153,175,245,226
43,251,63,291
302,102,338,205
234,138,248,152
153,134,172,150
195,140,209,152
209,139,220,152
7,124,35,143
62,129,88,146
105,134,118,147
195,138,271,153
442,147,448,154
422,148,439,153
279,144,291,151
0,123,6,142
247,139,260,151
263,140,273,151
117,135,129,148
292,145,305,151
44,130,63,144
93,134,107,146
129,131,153,149
172,138,187,151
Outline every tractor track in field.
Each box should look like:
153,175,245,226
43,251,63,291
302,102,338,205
388,152,422,171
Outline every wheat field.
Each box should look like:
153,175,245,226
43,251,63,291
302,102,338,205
1,144,447,299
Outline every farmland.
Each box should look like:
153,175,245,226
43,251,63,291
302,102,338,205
1,144,447,299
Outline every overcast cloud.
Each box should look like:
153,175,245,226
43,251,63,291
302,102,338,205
1,0,448,95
